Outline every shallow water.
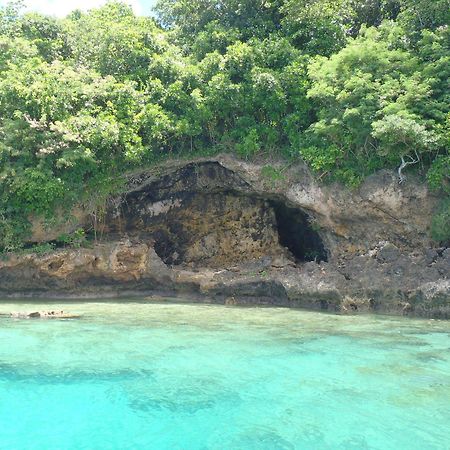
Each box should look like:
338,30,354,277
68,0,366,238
0,301,449,450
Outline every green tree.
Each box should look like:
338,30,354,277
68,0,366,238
305,24,439,183
0,0,24,36
19,12,69,61
398,0,450,40
64,1,167,84
156,0,285,45
281,0,401,55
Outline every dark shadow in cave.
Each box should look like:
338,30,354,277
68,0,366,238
270,200,328,263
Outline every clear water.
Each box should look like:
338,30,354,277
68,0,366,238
0,301,449,450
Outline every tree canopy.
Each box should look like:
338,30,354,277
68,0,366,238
0,0,449,250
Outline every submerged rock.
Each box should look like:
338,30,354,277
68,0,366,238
10,311,80,319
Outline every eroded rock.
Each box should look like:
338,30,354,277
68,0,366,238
1,156,448,318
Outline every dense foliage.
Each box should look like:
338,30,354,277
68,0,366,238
0,0,449,250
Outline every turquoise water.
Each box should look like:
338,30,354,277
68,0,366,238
0,301,449,450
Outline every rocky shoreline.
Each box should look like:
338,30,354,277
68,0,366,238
1,238,449,318
1,156,448,318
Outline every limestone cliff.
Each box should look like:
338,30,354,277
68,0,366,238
1,156,448,318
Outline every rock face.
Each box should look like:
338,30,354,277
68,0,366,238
111,193,281,267
103,161,326,266
1,155,448,318
0,240,171,292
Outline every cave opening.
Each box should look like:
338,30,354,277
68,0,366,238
270,200,328,263
106,160,329,267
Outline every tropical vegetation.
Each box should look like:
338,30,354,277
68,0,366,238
0,0,449,251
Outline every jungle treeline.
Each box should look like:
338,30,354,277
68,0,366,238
0,0,449,250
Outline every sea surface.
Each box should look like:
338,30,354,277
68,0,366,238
0,301,449,450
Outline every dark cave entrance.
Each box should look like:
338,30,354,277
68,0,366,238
270,201,328,263
106,160,329,266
